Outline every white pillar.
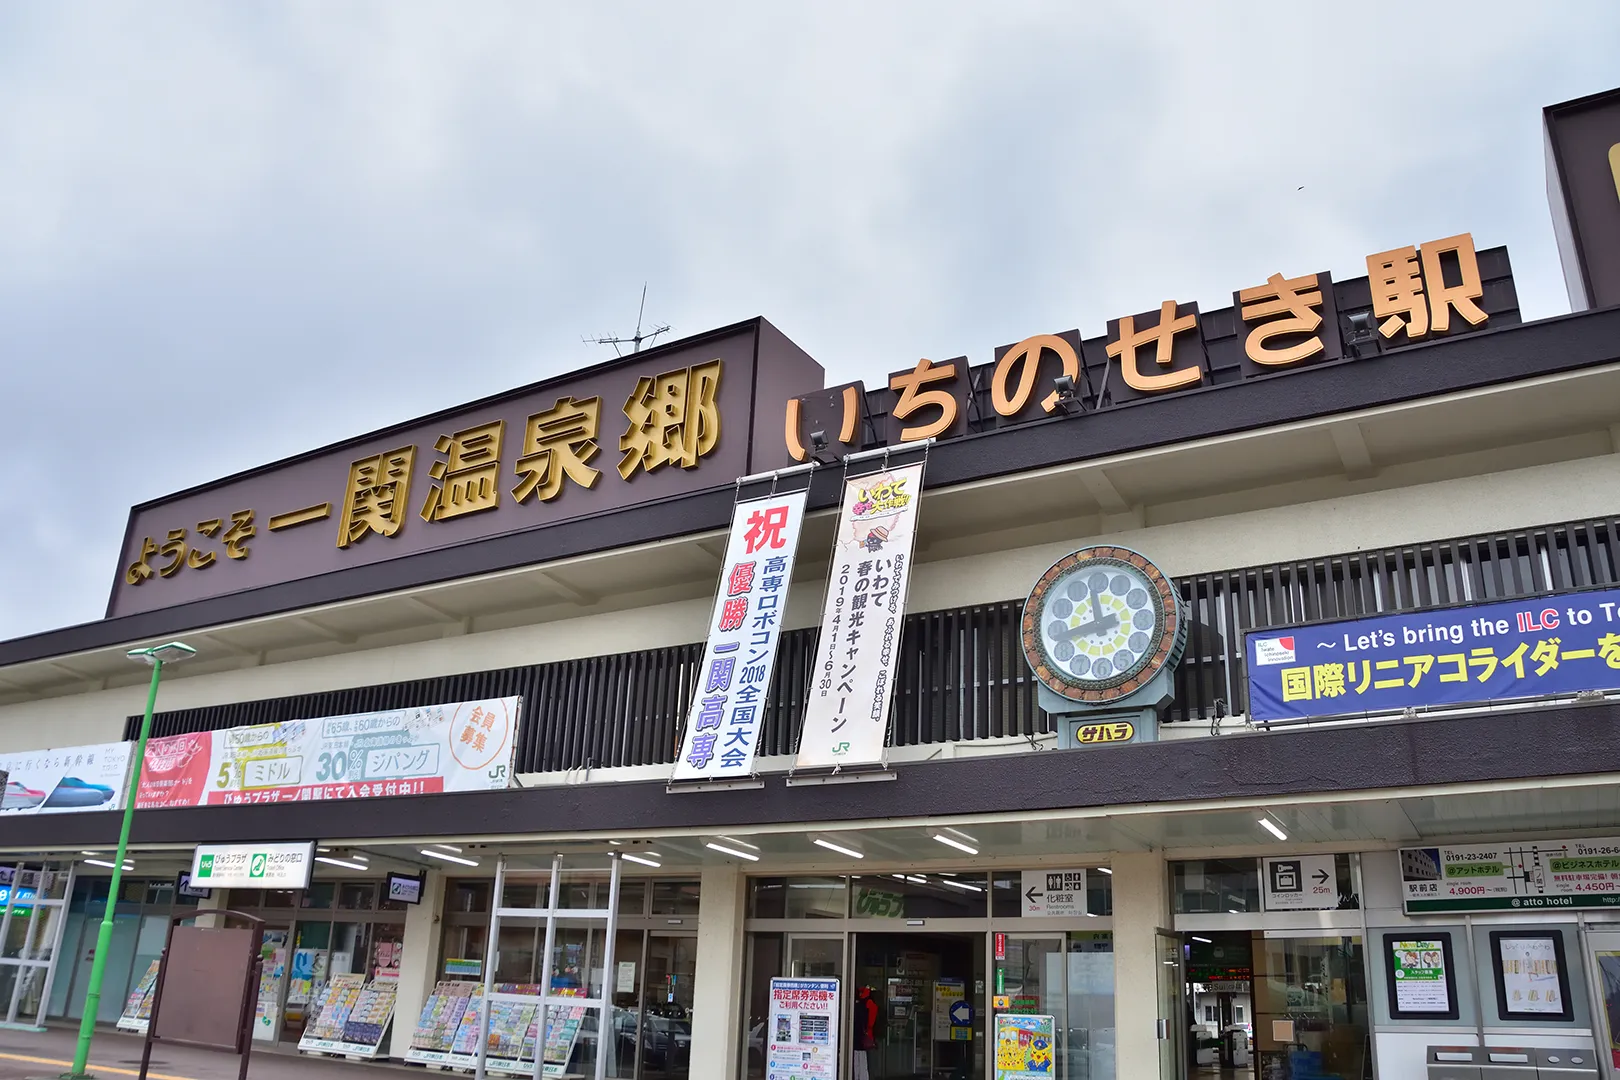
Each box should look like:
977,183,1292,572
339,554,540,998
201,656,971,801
1111,851,1170,1080
196,885,228,929
389,870,446,1060
688,864,747,1080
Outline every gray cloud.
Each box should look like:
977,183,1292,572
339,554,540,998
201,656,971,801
1,1,1614,638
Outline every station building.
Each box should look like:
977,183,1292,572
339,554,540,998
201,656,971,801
0,87,1618,1080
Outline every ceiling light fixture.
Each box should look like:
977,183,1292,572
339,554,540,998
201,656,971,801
420,848,480,868
812,838,865,860
621,853,662,869
1097,867,1112,875
905,875,927,884
715,836,760,851
432,843,464,854
84,859,133,871
1192,936,1212,944
932,832,978,856
1257,817,1288,841
315,856,368,871
939,878,983,893
705,842,760,862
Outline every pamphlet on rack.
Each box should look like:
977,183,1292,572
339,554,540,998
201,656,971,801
298,974,394,1058
115,960,161,1033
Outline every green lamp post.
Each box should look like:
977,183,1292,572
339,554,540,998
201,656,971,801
65,641,194,1079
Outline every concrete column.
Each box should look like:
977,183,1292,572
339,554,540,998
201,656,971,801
1111,851,1170,1080
195,885,228,929
688,864,747,1080
389,870,445,1060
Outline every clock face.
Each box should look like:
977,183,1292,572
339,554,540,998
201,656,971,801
1021,547,1185,703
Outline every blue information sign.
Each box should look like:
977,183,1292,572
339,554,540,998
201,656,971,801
1245,587,1620,723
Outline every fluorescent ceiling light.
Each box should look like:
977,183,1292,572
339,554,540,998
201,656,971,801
80,851,101,856
1085,911,1098,917
1192,936,1212,944
705,842,760,862
1228,909,1242,914
315,856,368,871
940,878,983,893
905,875,927,884
891,875,908,881
351,854,368,862
932,833,978,856
1257,817,1288,841
1097,867,1112,875
421,848,480,867
812,838,864,860
317,847,332,853
83,859,133,871
621,853,661,868
715,836,759,850
432,843,463,854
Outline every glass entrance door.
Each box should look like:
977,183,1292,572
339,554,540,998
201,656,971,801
1156,930,1185,1080
1000,935,1065,1076
1584,929,1620,1078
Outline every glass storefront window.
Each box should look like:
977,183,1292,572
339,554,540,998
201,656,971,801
617,880,647,916
301,882,335,910
1173,859,1262,914
1253,935,1367,1079
651,881,700,917
263,889,298,909
448,879,490,913
853,873,987,919
750,878,847,919
338,882,376,910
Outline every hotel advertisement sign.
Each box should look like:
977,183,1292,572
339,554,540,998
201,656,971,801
672,490,808,781
796,463,925,770
1402,837,1620,913
136,698,520,808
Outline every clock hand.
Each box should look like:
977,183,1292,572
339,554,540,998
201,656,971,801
1059,613,1119,640
1089,588,1103,623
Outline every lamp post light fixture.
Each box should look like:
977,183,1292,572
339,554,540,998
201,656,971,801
66,641,194,1078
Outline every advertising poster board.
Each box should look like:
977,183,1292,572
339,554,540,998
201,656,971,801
672,490,808,781
796,463,925,770
1491,931,1574,1021
768,977,840,1080
1245,585,1620,722
136,697,520,808
1383,934,1458,1019
0,741,132,815
994,1014,1056,1079
1400,838,1620,912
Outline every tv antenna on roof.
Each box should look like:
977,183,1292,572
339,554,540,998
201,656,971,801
585,284,671,356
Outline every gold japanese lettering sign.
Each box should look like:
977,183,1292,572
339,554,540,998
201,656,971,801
110,319,822,618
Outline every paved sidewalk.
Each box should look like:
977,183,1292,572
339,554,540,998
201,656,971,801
0,1025,418,1080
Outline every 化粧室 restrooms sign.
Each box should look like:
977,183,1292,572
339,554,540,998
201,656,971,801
1245,587,1620,723
136,698,520,808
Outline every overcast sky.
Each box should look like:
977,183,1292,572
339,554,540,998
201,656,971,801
1,2,1615,640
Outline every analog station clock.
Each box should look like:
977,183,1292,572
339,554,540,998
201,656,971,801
1020,546,1186,705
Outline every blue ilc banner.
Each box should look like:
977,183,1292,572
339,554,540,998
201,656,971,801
1245,587,1620,723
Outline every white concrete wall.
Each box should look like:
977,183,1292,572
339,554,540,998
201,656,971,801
2,452,1618,753
388,869,445,1060
687,864,746,1080
1110,851,1170,1080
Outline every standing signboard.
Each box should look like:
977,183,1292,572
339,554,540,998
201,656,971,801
672,489,808,782
1262,855,1338,911
0,742,132,815
994,1014,1056,1079
1245,586,1620,723
796,462,925,770
1400,838,1620,913
136,697,519,808
768,977,840,1080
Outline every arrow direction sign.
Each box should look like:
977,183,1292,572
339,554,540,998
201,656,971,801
1020,869,1087,917
1262,855,1338,911
949,1000,974,1026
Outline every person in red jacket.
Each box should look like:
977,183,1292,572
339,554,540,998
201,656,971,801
853,986,878,1080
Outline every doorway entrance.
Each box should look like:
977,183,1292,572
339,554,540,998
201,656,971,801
853,932,984,1080
1177,932,1369,1080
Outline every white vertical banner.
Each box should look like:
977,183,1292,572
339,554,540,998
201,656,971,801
671,489,809,782
795,462,925,770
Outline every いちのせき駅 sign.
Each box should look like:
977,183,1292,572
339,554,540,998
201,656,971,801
192,841,315,890
106,236,1516,624
1245,586,1620,723
1400,838,1620,913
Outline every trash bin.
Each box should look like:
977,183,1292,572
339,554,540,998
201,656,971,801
1535,1047,1599,1077
1477,1047,1537,1080
1428,1045,1484,1079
